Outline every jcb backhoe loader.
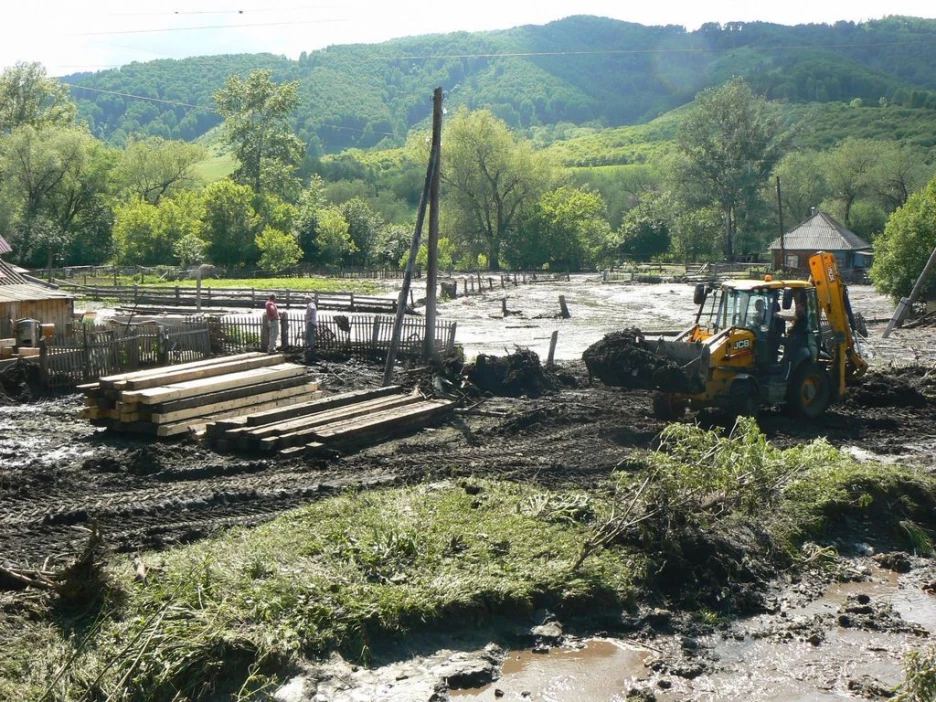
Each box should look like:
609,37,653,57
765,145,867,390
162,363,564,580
650,251,868,420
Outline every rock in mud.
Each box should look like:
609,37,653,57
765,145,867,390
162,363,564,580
872,551,912,573
582,328,672,390
0,360,36,403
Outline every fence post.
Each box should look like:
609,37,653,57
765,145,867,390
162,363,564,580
129,334,140,369
175,286,180,305
350,292,355,311
559,295,571,319
39,338,49,390
447,322,457,353
547,330,559,367
280,315,289,349
82,325,91,381
371,316,382,354
157,327,169,365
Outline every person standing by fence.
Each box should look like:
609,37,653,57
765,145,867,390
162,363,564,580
265,294,280,353
304,295,318,362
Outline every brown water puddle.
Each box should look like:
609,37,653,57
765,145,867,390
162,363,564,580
452,566,934,701
451,639,650,701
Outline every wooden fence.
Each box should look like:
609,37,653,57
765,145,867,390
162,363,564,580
35,322,212,388
53,284,400,314
203,312,457,359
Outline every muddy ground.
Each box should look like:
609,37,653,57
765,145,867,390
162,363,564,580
2,277,935,699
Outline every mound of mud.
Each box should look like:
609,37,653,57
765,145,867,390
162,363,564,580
0,360,35,404
462,349,554,398
582,328,672,390
845,372,928,409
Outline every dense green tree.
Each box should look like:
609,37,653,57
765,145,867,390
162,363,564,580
675,78,785,258
508,186,611,269
0,125,114,267
772,151,828,225
214,70,304,199
443,108,552,270
0,62,76,133
617,192,671,261
113,191,204,265
819,138,880,225
314,206,356,266
870,176,936,299
256,226,302,273
115,137,206,204
339,198,382,266
201,180,259,266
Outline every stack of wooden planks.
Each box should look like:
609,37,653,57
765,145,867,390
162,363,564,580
205,385,455,457
79,352,319,437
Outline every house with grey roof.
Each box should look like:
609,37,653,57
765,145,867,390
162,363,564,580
0,234,75,340
768,211,872,278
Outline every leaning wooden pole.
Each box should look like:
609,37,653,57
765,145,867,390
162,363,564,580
883,244,936,338
423,87,444,361
382,131,439,386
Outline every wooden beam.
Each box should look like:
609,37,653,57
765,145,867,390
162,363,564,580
150,383,319,424
122,364,308,405
118,354,285,391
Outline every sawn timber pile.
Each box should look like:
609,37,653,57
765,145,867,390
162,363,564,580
79,352,320,437
205,385,455,457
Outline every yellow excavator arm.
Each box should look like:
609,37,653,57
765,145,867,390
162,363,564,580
807,251,869,396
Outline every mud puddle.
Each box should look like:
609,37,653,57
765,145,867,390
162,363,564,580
452,639,650,701
450,563,933,701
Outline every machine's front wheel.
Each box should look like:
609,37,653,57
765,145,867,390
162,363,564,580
652,392,685,421
786,363,832,419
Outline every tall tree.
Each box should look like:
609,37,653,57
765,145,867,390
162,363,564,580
443,108,552,270
0,62,76,133
214,70,303,200
870,176,936,300
115,137,206,204
675,78,785,259
820,138,880,226
0,125,114,267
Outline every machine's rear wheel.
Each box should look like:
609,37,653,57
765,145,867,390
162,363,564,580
652,392,685,421
730,380,760,419
786,363,832,419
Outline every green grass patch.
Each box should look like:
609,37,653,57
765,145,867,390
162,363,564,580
0,482,636,700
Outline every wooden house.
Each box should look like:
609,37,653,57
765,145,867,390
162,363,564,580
768,211,872,279
0,235,76,339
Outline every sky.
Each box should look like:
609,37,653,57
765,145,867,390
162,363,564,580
2,0,936,76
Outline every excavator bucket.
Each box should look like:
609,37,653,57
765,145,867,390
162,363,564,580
651,338,709,395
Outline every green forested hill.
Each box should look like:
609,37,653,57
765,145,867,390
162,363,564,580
61,15,936,152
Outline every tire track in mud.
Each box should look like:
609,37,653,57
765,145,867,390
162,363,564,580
0,466,400,563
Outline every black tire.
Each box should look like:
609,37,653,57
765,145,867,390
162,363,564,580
786,362,832,419
730,380,760,419
652,392,685,421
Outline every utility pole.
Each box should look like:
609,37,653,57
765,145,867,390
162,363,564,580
776,176,785,274
883,245,936,338
423,87,443,361
382,92,441,386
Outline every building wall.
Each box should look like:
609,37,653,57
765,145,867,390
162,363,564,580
0,298,75,338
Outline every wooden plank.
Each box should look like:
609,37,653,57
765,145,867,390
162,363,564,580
255,393,422,450
155,393,316,437
121,364,308,405
151,383,318,424
154,376,315,413
97,352,268,388
241,385,404,428
117,353,284,391
311,400,453,440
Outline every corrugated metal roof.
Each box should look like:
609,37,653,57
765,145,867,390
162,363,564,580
768,211,870,252
0,235,11,255
0,283,74,303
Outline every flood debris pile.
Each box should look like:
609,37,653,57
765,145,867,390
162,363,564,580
462,348,555,397
0,360,35,404
844,368,931,409
582,328,673,390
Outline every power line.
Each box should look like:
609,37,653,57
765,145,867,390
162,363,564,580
76,17,347,37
